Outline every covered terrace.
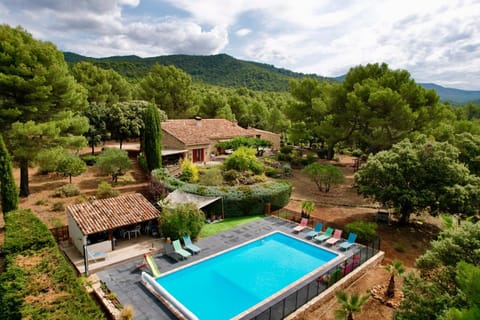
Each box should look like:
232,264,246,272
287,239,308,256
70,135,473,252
67,193,161,275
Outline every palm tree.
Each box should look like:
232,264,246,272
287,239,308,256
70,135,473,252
383,259,405,298
335,290,370,320
301,200,315,218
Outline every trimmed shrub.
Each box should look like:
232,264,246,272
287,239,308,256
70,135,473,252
179,158,199,183
223,169,240,184
224,147,264,174
152,168,292,217
344,221,378,244
283,163,292,177
52,201,65,212
0,210,105,319
280,145,294,154
54,184,80,198
215,136,272,151
159,202,205,240
95,181,120,199
265,166,282,178
80,154,97,166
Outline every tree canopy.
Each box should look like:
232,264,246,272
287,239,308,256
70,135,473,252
95,148,132,183
143,102,163,171
138,64,193,118
355,136,480,224
0,25,87,130
0,25,88,196
287,63,443,159
0,135,18,214
396,221,480,320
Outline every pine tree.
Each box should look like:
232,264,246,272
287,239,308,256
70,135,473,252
143,102,162,171
0,135,18,215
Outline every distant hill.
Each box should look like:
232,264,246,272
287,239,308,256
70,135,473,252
63,52,331,91
64,52,480,104
419,83,480,105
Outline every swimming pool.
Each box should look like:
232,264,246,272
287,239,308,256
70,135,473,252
145,232,340,320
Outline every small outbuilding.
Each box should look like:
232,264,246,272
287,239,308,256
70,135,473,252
67,193,160,273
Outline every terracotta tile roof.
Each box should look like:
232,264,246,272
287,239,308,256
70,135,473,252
161,118,254,146
67,193,160,235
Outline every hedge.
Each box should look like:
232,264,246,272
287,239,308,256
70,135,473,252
2,209,56,255
152,168,292,217
0,210,106,320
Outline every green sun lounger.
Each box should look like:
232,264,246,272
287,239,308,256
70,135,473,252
172,239,192,258
314,227,333,242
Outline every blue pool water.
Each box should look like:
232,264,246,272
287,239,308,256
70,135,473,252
156,232,338,320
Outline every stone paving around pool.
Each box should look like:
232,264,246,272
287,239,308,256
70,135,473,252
97,216,360,320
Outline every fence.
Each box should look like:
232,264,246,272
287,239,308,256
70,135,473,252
251,210,381,320
243,237,381,320
50,226,69,243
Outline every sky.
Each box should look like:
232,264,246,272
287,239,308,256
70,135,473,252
1,0,479,90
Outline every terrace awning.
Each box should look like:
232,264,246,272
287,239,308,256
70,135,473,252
159,189,221,209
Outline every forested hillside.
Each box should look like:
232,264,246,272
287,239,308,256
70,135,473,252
63,52,330,91
64,52,480,103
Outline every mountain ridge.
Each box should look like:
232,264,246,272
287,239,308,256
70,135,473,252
64,52,480,104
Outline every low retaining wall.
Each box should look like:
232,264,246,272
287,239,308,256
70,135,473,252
285,250,385,320
87,240,112,255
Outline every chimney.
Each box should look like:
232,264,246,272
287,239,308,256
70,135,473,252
194,116,202,127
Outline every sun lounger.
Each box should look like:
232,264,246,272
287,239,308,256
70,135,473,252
314,227,333,242
144,252,161,278
292,218,308,233
172,239,192,258
183,235,201,254
86,249,107,262
163,242,185,261
325,229,343,246
306,222,323,238
339,233,357,250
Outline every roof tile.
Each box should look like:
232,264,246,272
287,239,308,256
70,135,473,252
67,193,160,235
161,118,254,146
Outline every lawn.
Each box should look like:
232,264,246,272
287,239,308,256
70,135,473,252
199,215,264,238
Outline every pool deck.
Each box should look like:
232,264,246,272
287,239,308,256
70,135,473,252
97,216,360,320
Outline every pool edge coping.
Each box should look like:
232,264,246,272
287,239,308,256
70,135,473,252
148,230,345,320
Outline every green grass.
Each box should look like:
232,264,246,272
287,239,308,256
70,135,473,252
199,215,264,238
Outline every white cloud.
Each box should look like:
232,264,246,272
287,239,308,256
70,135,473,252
235,28,251,37
1,0,479,89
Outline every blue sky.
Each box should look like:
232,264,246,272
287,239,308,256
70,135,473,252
1,0,479,90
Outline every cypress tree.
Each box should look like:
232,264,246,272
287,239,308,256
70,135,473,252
143,102,162,171
0,135,18,214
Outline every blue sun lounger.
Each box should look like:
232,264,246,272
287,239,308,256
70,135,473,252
339,233,358,250
183,235,201,254
306,222,323,239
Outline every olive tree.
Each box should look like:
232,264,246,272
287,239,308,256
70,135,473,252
95,148,132,183
355,137,480,224
303,162,344,192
